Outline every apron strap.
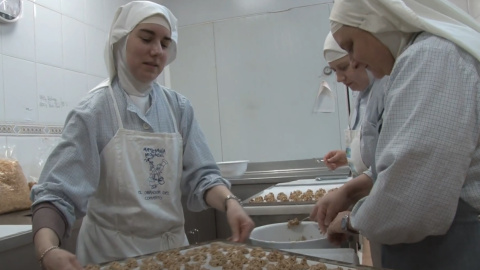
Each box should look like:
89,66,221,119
108,85,124,130
157,85,179,134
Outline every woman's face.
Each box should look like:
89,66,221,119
329,56,370,91
126,23,172,83
333,25,395,78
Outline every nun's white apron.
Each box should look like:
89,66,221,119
76,85,188,265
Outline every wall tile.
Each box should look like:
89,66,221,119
85,0,106,31
61,0,85,23
6,136,61,182
448,0,468,12
85,25,108,77
1,1,35,61
0,54,4,122
62,69,88,115
36,64,66,124
103,0,127,31
467,0,480,22
0,136,6,149
3,56,37,122
34,0,62,13
62,16,86,72
35,5,63,67
160,0,332,27
87,75,105,90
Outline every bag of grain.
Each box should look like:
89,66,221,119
0,159,32,215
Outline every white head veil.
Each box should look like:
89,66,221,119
105,1,178,84
324,31,348,63
330,0,480,61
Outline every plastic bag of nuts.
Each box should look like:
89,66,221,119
0,159,32,215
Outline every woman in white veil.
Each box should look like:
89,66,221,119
321,1,480,269
31,2,254,269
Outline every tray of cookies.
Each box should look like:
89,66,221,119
242,183,343,206
85,240,380,270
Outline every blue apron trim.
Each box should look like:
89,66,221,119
381,199,480,270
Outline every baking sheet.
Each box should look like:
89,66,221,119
283,248,359,265
243,183,344,206
91,241,379,270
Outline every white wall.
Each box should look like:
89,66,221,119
0,0,130,180
157,0,332,26
449,0,480,22
0,0,478,178
168,2,349,162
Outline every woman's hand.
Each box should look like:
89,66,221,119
310,174,372,234
225,200,255,242
323,150,348,170
326,211,351,246
310,188,352,234
40,248,83,270
204,186,255,243
35,228,83,270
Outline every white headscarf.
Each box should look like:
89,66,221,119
105,1,178,87
114,15,171,97
323,31,348,63
330,0,480,61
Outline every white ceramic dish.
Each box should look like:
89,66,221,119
249,221,335,249
216,160,249,178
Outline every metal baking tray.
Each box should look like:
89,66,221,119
90,240,383,270
242,180,346,206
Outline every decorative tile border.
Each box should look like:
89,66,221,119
0,123,63,136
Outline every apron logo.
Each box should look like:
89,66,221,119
144,147,168,189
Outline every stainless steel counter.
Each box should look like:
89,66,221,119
0,158,351,268
227,158,350,186
215,159,350,240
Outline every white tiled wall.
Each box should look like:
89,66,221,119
0,54,3,121
3,56,37,122
0,0,478,176
470,0,480,22
0,0,130,179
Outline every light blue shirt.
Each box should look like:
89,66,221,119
351,32,480,244
31,79,230,231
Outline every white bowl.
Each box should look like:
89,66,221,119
216,160,249,178
249,221,335,249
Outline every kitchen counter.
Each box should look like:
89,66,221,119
0,159,351,268
0,210,33,253
0,210,38,269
